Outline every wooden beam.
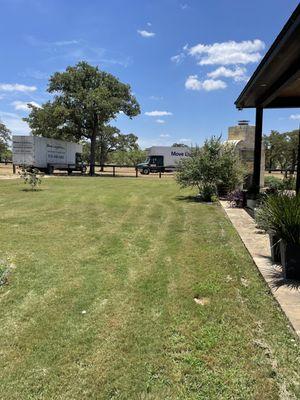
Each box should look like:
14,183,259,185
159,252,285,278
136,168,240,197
266,97,300,108
296,127,300,194
253,107,264,192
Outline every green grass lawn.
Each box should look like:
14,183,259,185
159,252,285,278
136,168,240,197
0,177,299,400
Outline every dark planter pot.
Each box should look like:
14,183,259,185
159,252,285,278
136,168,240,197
246,198,257,210
269,233,281,263
280,241,300,280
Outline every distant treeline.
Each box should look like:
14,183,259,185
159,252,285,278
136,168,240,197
264,130,299,172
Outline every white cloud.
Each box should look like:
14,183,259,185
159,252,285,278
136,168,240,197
181,3,188,9
207,66,249,82
22,69,49,80
290,114,300,120
185,75,227,91
25,35,132,68
156,119,165,124
53,40,79,46
160,133,170,137
147,22,152,26
137,30,155,38
149,95,163,100
145,111,173,116
0,111,30,135
138,137,173,148
11,101,40,111
0,83,37,92
171,53,185,64
187,39,265,65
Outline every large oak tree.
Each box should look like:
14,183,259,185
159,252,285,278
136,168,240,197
25,62,140,175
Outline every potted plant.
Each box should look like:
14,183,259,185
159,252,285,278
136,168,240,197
257,194,300,279
255,204,281,263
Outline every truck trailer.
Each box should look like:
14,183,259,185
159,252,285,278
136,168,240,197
137,146,190,175
12,135,86,174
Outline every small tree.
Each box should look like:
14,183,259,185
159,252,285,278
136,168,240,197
19,166,43,191
176,136,244,201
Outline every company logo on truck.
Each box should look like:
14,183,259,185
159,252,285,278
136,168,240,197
46,143,66,162
171,151,190,157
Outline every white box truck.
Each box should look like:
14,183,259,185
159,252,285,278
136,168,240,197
12,135,86,174
137,146,190,175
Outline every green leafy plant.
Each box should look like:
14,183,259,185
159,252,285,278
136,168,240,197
227,189,245,208
255,194,300,244
176,137,245,201
19,166,44,190
264,176,283,192
0,264,8,286
282,175,296,191
264,175,296,194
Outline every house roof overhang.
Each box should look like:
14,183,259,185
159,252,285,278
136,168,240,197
235,4,300,110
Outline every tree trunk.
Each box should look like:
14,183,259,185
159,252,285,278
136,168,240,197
99,145,106,171
90,114,99,176
90,132,97,176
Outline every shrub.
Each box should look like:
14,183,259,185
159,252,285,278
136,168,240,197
282,176,296,191
176,136,245,201
264,175,296,194
19,166,43,190
255,194,300,244
227,190,244,208
201,184,217,202
264,176,283,193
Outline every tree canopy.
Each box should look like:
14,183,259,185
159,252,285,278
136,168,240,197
0,121,11,161
107,148,147,166
25,62,140,174
264,130,299,172
82,125,139,166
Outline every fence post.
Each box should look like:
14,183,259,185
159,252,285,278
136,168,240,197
113,165,115,177
135,167,138,178
13,164,16,174
159,168,162,179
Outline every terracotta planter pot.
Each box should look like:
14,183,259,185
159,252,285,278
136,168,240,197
280,241,300,280
269,233,281,263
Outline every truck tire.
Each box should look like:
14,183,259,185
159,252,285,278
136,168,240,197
143,167,150,175
47,165,54,175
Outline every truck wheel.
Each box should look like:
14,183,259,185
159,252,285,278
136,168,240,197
47,165,54,175
81,166,87,174
143,167,150,175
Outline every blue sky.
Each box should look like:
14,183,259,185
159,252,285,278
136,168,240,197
0,0,299,148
